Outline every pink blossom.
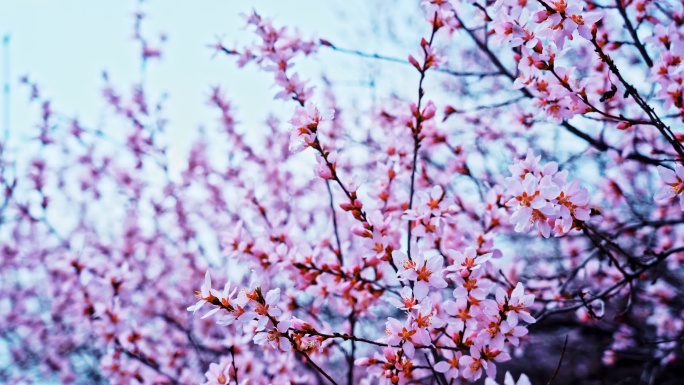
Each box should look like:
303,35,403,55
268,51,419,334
445,297,480,331
484,283,536,327
253,318,292,351
654,164,684,210
386,286,421,311
203,360,232,385
288,103,334,153
254,287,283,331
382,317,419,358
187,271,222,315
392,250,447,300
434,352,461,380
484,372,532,385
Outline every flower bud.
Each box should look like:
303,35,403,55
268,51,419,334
533,10,549,23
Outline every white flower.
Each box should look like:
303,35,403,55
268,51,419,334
392,250,447,300
188,271,221,315
654,164,684,210
253,318,292,351
484,371,532,385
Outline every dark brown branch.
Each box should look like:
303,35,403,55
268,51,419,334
452,8,664,166
326,181,344,265
407,13,440,260
546,335,569,385
616,0,653,67
116,340,180,385
589,35,684,159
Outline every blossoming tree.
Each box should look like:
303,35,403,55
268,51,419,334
2,0,684,384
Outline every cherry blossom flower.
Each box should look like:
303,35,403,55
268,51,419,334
187,271,222,315
484,283,536,327
411,298,445,342
500,320,528,347
654,164,684,210
253,318,292,351
434,351,461,380
403,185,456,220
382,317,420,358
287,103,334,153
386,286,421,311
459,350,485,380
203,360,232,385
207,282,240,319
491,13,530,47
504,152,592,237
505,174,558,237
445,297,479,331
446,247,492,278
254,287,284,331
484,371,532,385
536,3,603,48
392,250,447,300
461,343,511,380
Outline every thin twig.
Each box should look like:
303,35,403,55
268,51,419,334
326,181,344,265
547,335,569,385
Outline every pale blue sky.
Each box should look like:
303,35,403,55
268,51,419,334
0,0,407,174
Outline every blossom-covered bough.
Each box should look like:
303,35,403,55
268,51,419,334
3,0,684,384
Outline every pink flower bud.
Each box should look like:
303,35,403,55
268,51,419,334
408,55,422,71
339,203,353,211
315,164,333,180
422,101,436,120
319,38,333,47
291,317,310,330
354,357,376,367
351,226,370,237
616,121,631,130
533,10,549,23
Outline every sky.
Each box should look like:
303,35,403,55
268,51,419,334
0,0,401,175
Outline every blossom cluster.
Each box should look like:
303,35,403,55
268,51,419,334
191,246,536,384
220,11,317,104
504,151,591,237
189,272,293,352
4,1,684,384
